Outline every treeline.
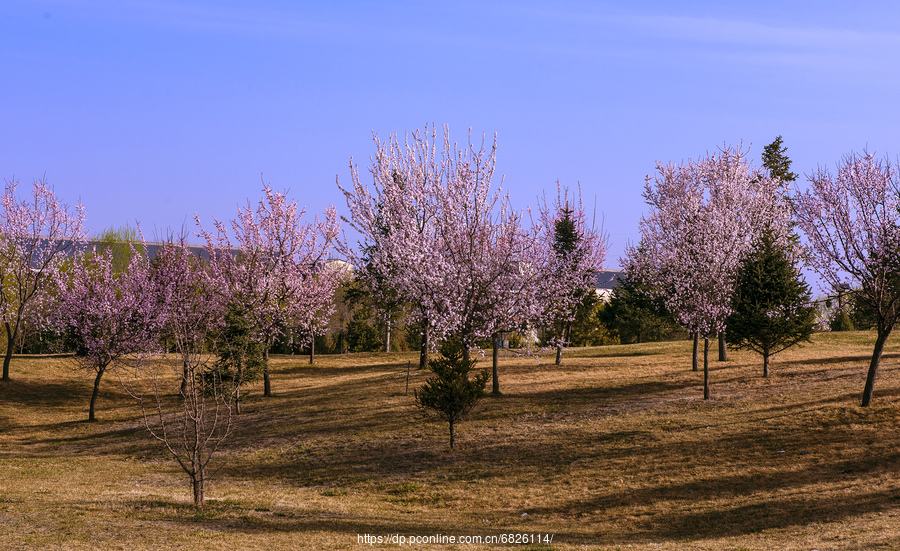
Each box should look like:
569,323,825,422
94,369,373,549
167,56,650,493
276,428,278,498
1,128,898,508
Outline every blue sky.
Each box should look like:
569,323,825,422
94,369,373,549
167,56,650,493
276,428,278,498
3,1,900,269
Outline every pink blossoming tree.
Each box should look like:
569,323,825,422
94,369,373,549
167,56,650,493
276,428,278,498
341,127,540,393
0,179,85,380
198,186,339,395
794,152,900,406
535,185,607,366
54,246,159,421
632,147,784,399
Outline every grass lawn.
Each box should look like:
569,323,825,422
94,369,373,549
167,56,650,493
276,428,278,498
0,331,898,550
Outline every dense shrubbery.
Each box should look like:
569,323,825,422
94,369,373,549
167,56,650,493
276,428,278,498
599,274,686,344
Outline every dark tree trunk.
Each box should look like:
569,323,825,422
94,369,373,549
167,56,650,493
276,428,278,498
491,335,501,396
419,328,429,369
263,347,271,397
88,364,107,422
763,350,770,378
179,358,189,396
2,321,16,381
861,327,891,407
718,331,727,361
234,384,242,415
448,420,456,449
462,344,471,364
309,335,315,365
692,333,698,372
703,337,710,400
555,343,562,366
191,467,206,508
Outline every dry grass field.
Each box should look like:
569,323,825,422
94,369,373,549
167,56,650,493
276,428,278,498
0,331,898,550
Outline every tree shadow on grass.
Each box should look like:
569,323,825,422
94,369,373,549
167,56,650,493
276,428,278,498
628,487,900,543
277,361,410,377
778,353,900,370
14,422,159,459
0,378,86,407
526,448,899,516
119,497,597,544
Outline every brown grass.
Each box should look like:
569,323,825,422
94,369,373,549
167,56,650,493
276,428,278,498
0,331,898,550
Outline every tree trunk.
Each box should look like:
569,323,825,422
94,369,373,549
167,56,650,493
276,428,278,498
191,468,205,508
861,327,891,407
419,328,429,369
234,384,242,415
309,335,315,365
384,320,392,353
179,358,189,396
491,335,501,396
555,323,571,366
448,420,456,450
703,337,710,400
763,351,770,378
2,321,16,381
88,364,107,422
718,331,727,361
263,347,271,397
692,333,698,372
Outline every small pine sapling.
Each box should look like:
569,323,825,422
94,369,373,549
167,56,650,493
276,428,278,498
415,341,489,449
210,302,266,413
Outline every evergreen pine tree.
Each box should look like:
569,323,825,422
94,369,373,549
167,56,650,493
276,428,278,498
212,302,266,413
551,204,589,364
727,230,816,376
761,135,798,184
414,340,489,449
599,272,685,344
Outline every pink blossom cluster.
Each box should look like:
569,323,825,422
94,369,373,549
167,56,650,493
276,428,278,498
0,179,85,333
197,185,341,350
341,127,604,353
54,246,160,373
151,235,226,360
794,152,900,302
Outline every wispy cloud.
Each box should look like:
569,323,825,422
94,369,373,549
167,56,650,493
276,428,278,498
624,13,900,52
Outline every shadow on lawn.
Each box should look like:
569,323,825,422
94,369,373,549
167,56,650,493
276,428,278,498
122,497,597,544
0,377,87,407
777,352,900,370
634,487,900,542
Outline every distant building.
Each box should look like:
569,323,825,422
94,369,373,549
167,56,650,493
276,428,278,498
594,270,622,303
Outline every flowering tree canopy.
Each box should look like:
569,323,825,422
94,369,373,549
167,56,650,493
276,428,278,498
0,179,85,380
198,185,339,395
794,152,900,406
54,246,159,421
152,234,226,384
341,126,539,376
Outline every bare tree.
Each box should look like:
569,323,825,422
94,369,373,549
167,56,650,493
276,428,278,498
135,236,232,507
136,358,233,508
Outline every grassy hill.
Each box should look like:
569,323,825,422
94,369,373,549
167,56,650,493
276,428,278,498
0,331,898,549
